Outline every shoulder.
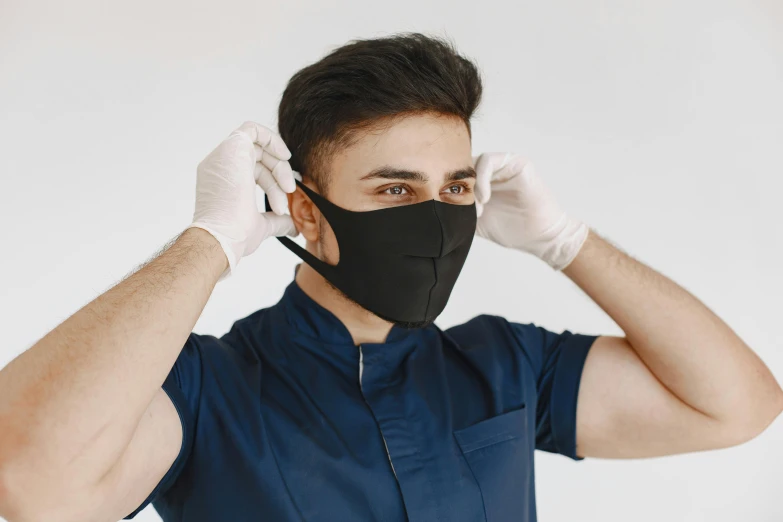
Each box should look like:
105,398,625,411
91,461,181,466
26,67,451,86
441,314,540,365
209,305,277,355
442,314,559,373
180,306,277,384
443,314,542,350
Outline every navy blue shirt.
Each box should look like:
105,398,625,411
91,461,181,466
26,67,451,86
125,279,596,522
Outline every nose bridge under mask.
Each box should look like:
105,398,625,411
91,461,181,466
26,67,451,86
380,201,444,259
433,200,476,257
295,181,448,258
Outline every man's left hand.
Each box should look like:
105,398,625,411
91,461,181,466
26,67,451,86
472,152,589,270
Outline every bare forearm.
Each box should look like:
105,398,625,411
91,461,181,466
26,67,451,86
0,227,226,486
563,229,783,429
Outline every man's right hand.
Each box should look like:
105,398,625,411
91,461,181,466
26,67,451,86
189,121,299,278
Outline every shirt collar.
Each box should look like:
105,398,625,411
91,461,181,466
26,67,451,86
280,272,414,347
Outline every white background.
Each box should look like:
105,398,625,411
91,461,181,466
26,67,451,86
1,1,782,521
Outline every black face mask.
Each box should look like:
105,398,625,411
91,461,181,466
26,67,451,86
267,180,477,327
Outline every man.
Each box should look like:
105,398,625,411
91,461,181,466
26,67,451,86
0,33,780,522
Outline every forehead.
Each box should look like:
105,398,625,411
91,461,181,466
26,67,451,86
328,113,472,181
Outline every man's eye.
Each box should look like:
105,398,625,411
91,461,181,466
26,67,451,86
385,186,408,196
445,185,465,195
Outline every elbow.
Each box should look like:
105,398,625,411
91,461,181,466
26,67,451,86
0,462,62,522
0,458,97,522
0,465,23,522
0,430,102,522
719,381,783,447
0,466,34,522
0,476,66,522
757,382,783,434
0,436,34,522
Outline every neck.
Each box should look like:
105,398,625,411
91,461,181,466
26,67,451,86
294,263,394,345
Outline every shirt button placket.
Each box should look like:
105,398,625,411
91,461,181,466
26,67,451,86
358,345,398,479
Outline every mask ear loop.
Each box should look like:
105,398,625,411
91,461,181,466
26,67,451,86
264,180,341,278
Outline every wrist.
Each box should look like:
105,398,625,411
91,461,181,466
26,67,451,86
559,227,594,277
179,226,230,278
538,216,590,271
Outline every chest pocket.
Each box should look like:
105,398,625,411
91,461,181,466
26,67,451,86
453,405,533,522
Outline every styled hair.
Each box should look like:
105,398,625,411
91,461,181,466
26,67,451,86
277,32,483,194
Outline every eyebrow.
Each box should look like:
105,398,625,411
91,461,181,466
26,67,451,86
359,165,476,183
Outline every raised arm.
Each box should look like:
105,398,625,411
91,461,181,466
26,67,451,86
568,230,783,458
0,121,297,522
472,151,783,459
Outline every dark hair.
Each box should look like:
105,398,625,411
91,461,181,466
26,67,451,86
277,32,483,194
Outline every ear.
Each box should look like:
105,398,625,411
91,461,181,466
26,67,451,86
288,185,320,243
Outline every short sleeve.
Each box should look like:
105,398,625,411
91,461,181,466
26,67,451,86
509,322,598,460
123,333,205,519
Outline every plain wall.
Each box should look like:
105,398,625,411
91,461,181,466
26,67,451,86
1,0,782,520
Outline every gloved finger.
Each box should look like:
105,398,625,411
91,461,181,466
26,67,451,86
235,121,292,160
244,213,299,257
490,152,523,183
475,198,484,218
475,219,490,240
473,153,496,207
255,163,289,215
512,155,538,183
292,169,303,182
263,212,299,238
254,144,295,193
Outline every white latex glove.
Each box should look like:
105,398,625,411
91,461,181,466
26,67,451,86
473,152,589,271
189,121,299,279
